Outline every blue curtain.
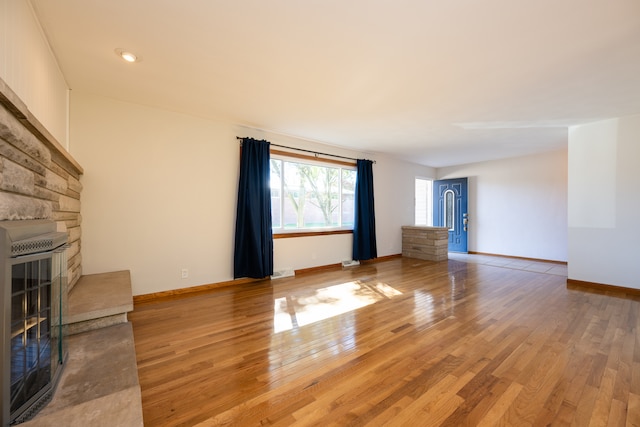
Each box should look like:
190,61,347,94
233,138,273,279
352,159,377,261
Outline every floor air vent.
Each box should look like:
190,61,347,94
271,268,295,279
342,260,360,267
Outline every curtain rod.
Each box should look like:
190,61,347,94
236,136,375,164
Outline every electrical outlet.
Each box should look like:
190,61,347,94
181,268,188,279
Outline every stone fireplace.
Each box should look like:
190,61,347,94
1,79,83,425
0,79,83,288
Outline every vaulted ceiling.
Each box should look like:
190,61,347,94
31,0,640,167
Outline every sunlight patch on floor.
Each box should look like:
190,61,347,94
273,280,402,333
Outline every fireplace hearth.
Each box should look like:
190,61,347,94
1,220,68,426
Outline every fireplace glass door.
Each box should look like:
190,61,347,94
9,247,66,424
11,256,53,418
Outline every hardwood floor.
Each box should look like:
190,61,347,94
129,257,640,426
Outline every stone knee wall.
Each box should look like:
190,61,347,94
0,84,84,289
402,226,449,262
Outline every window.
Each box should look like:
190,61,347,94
271,154,356,233
415,178,433,226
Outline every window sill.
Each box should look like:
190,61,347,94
273,229,353,239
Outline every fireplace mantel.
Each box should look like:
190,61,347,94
0,79,82,177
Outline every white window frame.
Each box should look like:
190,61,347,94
415,177,433,226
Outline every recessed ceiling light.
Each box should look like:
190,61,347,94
114,48,141,63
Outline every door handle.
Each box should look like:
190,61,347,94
463,213,468,231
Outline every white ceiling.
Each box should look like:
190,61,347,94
30,0,640,167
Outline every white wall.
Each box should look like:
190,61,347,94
568,115,640,289
0,0,69,148
70,93,238,296
374,154,436,255
70,91,433,296
437,150,568,261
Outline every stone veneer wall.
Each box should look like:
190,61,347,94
402,226,449,262
0,79,83,289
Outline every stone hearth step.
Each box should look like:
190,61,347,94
65,270,133,335
20,322,143,427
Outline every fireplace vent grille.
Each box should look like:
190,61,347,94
10,232,69,257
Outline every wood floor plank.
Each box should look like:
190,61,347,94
129,257,640,426
606,399,627,427
627,392,640,427
589,367,617,427
476,381,524,427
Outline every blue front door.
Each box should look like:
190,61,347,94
433,178,468,253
